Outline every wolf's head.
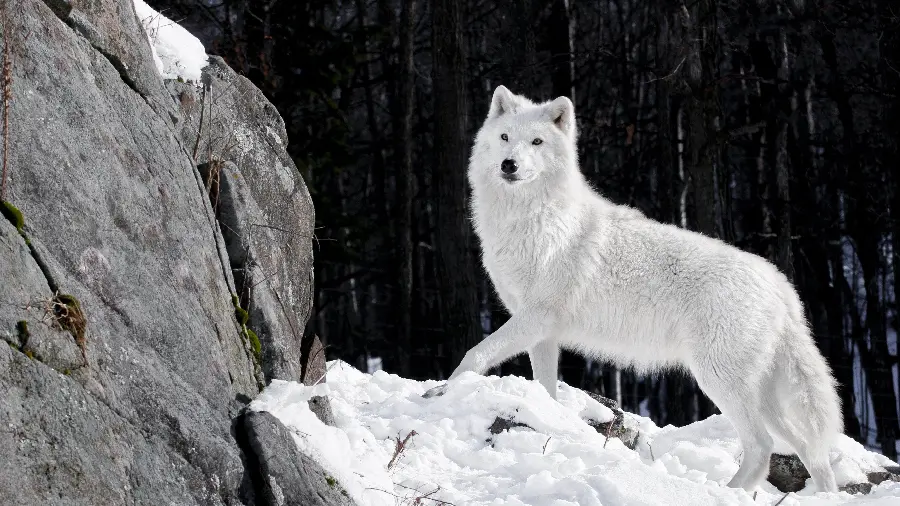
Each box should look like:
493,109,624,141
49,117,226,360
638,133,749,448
469,86,578,191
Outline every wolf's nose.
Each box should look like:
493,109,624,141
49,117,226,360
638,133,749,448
501,159,518,174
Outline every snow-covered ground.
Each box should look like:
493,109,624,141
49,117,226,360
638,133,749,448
133,0,208,82
250,361,900,506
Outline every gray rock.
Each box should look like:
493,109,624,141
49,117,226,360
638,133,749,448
0,343,238,505
868,470,900,485
488,416,532,435
842,468,900,495
39,0,173,113
585,393,641,450
767,454,810,493
301,333,328,386
841,482,874,494
168,58,316,386
0,216,51,346
0,0,314,504
238,411,356,506
301,334,335,425
308,395,336,426
21,321,85,373
767,457,900,494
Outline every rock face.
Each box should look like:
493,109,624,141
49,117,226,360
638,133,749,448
238,411,353,506
167,57,316,385
0,0,336,504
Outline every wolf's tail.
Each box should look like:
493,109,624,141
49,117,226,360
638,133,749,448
769,285,842,491
779,287,843,442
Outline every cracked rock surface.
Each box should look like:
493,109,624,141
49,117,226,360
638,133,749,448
0,0,330,504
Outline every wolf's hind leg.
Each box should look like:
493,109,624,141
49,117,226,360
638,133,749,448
529,339,559,399
449,307,556,380
721,403,773,491
692,363,774,491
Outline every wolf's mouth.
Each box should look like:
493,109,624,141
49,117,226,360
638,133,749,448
501,174,521,183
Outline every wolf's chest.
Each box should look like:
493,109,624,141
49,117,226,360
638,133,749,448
479,226,575,302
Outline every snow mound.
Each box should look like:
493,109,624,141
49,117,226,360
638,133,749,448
251,361,900,506
133,0,208,83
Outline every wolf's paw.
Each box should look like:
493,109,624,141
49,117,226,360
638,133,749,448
422,383,448,398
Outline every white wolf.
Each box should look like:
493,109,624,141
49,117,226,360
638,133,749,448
446,85,842,493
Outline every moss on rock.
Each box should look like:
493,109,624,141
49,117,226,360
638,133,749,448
16,320,29,343
246,327,261,360
232,295,250,325
1,201,24,232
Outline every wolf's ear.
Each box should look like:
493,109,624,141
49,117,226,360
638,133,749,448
546,97,575,136
488,85,518,119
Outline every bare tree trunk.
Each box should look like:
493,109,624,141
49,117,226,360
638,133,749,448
877,0,900,392
682,0,722,423
820,24,899,457
773,16,793,280
549,0,574,100
684,0,721,241
853,231,899,460
432,0,482,369
823,204,862,440
500,0,536,91
395,0,416,377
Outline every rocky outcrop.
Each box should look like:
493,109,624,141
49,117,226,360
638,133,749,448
167,57,315,385
0,0,334,504
237,411,353,506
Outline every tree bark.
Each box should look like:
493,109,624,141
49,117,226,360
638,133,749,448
682,0,722,423
821,23,898,457
773,16,793,280
432,0,482,369
549,0,574,100
395,0,416,377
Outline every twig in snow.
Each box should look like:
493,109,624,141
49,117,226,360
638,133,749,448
647,441,655,461
365,484,456,506
542,436,551,454
387,430,417,470
773,492,789,506
603,419,614,448
397,484,448,505
313,360,338,386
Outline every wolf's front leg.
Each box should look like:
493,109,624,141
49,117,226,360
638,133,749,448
449,307,555,380
529,339,560,399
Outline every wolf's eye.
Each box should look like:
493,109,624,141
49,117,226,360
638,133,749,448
532,138,543,145
501,133,508,142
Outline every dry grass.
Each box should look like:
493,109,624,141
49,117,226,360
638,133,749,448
35,292,88,366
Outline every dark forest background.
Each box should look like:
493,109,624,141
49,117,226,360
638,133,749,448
147,0,900,458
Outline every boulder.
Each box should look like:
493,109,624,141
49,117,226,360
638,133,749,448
767,453,810,493
0,0,322,503
585,393,641,450
167,58,315,386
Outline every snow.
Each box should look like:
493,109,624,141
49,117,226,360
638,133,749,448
251,361,900,506
133,0,208,83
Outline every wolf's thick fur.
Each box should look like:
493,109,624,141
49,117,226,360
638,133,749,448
451,86,842,492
